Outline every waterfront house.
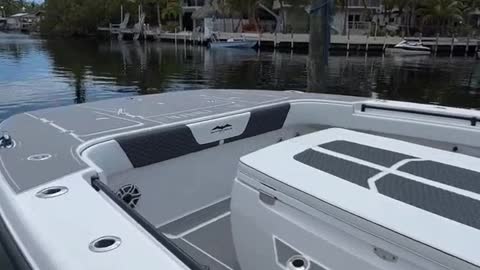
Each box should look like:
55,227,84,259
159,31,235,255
182,0,205,31
332,0,382,35
6,12,43,32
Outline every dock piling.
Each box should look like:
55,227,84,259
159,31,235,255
434,33,439,56
291,31,294,50
450,35,455,57
258,32,261,49
466,35,470,56
274,32,278,49
184,28,187,47
347,35,350,51
366,34,370,52
382,35,387,52
175,28,177,46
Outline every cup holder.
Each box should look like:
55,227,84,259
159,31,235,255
89,236,122,253
35,186,68,199
287,255,309,270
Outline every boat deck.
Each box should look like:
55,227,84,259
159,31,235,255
0,90,363,193
158,198,239,270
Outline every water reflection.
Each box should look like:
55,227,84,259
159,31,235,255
0,32,480,121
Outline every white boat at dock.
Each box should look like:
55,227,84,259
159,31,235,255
208,34,258,49
1,89,480,270
386,40,432,56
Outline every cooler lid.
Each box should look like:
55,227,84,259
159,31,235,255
239,128,480,267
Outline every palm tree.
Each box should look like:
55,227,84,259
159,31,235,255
417,0,463,34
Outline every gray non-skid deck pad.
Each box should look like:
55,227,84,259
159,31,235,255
377,174,480,230
159,198,231,236
184,215,240,270
320,140,416,167
399,160,480,194
158,198,239,270
171,238,233,270
294,149,380,188
166,215,240,270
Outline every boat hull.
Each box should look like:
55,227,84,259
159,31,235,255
385,48,431,56
209,41,258,49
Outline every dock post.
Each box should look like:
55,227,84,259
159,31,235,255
466,35,470,56
434,33,439,56
184,28,187,47
175,28,177,46
374,23,377,40
274,32,278,49
258,32,261,49
383,35,387,52
347,35,350,51
366,34,369,52
419,33,422,44
291,30,294,51
450,34,455,57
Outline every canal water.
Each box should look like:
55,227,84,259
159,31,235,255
1,33,480,122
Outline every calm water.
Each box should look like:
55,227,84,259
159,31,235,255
1,32,480,121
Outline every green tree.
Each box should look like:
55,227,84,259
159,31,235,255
0,0,39,16
417,0,463,34
40,0,181,36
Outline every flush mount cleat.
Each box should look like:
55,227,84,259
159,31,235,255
0,132,14,149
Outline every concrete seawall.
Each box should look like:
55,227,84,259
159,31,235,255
155,32,479,55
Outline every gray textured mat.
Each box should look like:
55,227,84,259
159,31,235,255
399,160,480,194
320,140,416,167
158,200,240,270
159,198,231,236
377,174,480,230
184,215,240,270
172,238,233,270
294,149,380,188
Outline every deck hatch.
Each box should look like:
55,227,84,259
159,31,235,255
399,160,480,194
294,149,380,188
377,174,480,230
319,140,416,167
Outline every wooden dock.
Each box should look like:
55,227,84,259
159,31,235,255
98,26,480,56
155,32,479,55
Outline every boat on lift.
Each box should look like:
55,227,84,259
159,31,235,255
386,40,431,56
1,90,480,270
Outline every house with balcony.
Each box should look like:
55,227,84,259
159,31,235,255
332,0,383,35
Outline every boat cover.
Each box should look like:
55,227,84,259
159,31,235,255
239,128,480,268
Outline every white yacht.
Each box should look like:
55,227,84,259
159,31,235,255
208,34,258,49
386,40,432,56
0,90,479,270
